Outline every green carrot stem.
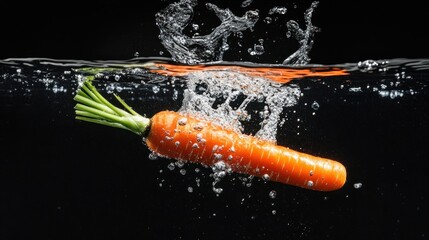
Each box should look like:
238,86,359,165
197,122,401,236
74,94,116,114
76,116,131,131
74,79,150,135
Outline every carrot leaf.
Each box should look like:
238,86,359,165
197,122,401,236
74,79,150,136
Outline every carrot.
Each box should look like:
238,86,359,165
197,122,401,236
143,60,350,84
74,79,347,191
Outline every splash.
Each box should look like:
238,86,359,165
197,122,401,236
282,1,320,65
178,70,301,143
156,0,259,64
156,0,320,65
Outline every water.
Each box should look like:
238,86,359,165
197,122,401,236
1,1,428,239
1,57,428,239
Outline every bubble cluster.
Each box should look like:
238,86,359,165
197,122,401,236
179,70,301,143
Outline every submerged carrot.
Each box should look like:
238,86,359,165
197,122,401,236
74,80,347,191
143,60,349,84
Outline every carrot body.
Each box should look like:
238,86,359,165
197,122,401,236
145,61,349,84
146,110,346,191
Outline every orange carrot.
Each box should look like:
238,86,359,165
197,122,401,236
74,80,347,191
142,60,349,84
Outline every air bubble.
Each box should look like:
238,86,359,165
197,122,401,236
269,190,277,199
148,152,158,160
269,6,287,15
152,85,160,93
193,122,205,130
178,118,187,125
264,17,272,24
262,174,270,181
311,101,319,110
214,153,223,160
213,187,223,194
213,161,226,170
175,160,185,168
167,163,175,170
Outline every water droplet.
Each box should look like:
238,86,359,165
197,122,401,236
269,6,287,15
167,163,175,170
241,0,253,8
262,174,270,181
149,152,158,160
152,85,160,93
193,122,205,130
264,17,272,24
349,87,362,92
180,169,187,175
269,190,277,199
307,180,314,187
214,161,226,170
188,186,193,193
175,160,185,168
172,89,178,100
213,187,223,194
311,101,319,110
215,171,226,178
178,118,187,125
357,59,384,72
248,42,265,56
212,145,219,152
354,182,363,189
214,153,223,160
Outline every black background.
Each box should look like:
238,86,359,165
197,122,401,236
1,0,429,64
1,1,429,240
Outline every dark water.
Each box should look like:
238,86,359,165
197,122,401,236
1,57,428,239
